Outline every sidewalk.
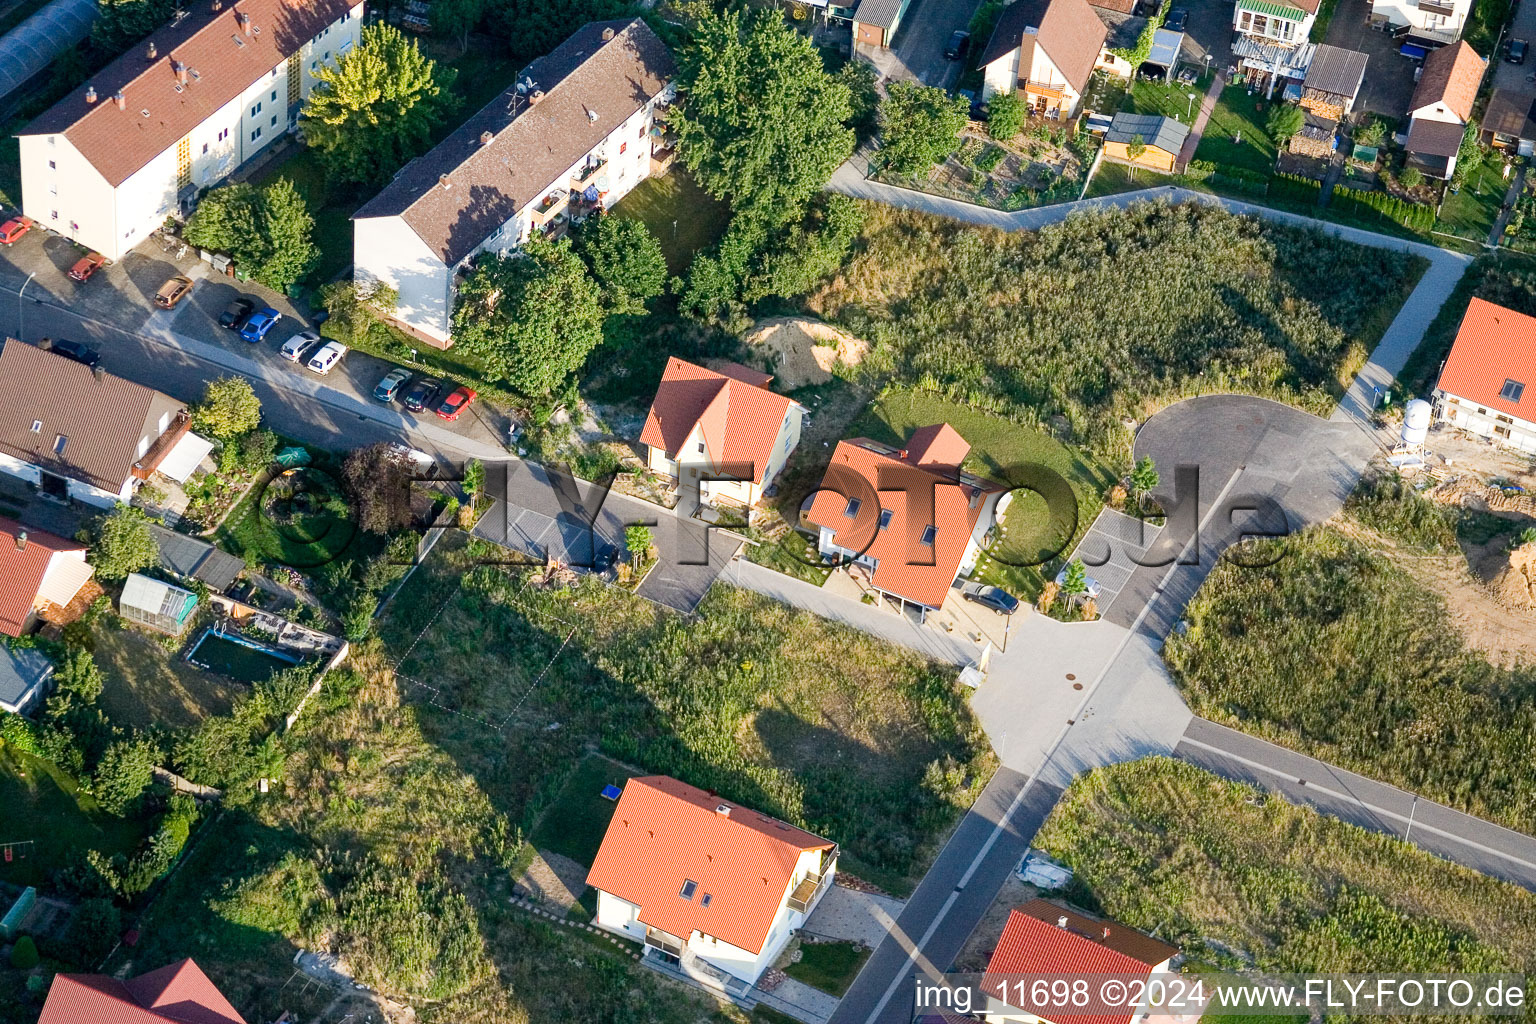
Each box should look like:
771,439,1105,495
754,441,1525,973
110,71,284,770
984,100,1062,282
1175,72,1225,170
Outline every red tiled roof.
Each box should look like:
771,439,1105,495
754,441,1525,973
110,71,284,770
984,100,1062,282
20,0,359,187
585,776,834,954
804,427,996,610
1436,297,1536,421
986,900,1178,1024
1410,41,1485,123
0,517,83,638
39,959,245,1024
638,357,799,485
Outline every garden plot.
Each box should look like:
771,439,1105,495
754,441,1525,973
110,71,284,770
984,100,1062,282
877,129,1091,210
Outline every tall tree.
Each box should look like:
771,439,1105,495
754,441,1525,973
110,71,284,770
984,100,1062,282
91,505,159,582
91,737,159,816
986,91,1026,141
430,0,485,52
670,7,854,223
575,216,667,315
300,23,458,185
92,0,174,52
880,81,969,175
451,239,604,395
256,179,319,291
192,376,262,442
185,183,268,268
342,444,416,536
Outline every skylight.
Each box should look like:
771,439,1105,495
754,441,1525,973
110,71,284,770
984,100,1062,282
53,435,67,455
1501,379,1526,403
844,497,862,518
920,525,936,546
680,879,697,900
701,893,713,908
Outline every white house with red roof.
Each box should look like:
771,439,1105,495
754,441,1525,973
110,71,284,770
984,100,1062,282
586,775,838,987
1433,297,1536,453
0,516,93,639
984,899,1178,1024
803,424,1000,620
639,357,806,512
38,957,245,1024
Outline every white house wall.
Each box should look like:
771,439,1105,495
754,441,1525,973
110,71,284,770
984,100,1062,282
0,450,127,507
1370,0,1470,35
20,134,120,257
353,215,453,345
596,890,646,941
1437,393,1536,453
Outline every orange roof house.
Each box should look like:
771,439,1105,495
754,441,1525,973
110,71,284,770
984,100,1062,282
586,775,838,986
0,517,94,639
639,357,806,510
983,899,1178,1024
39,958,245,1024
1405,42,1486,179
1433,298,1536,453
804,425,1000,614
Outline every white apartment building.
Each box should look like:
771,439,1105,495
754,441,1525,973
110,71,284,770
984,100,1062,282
1369,0,1473,45
351,18,675,349
17,0,362,262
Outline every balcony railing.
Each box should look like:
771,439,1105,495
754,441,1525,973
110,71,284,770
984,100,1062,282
571,158,606,189
645,927,684,958
787,871,829,914
532,190,568,223
1022,79,1067,99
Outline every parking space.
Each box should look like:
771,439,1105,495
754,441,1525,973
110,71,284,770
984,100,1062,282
860,0,982,88
1177,0,1238,72
1067,508,1162,617
1323,0,1417,119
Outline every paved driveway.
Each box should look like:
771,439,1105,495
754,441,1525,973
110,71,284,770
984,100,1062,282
1323,0,1418,119
858,0,982,88
1177,0,1237,71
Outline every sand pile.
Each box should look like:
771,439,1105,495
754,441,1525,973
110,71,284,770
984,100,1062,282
1492,542,1536,611
745,316,869,388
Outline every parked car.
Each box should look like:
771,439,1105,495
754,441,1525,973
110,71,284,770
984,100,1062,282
306,340,347,375
218,297,255,329
238,307,282,343
435,385,477,421
67,252,107,283
944,30,970,60
0,217,32,245
960,581,1021,615
154,275,194,309
1509,38,1528,63
281,330,324,362
373,367,413,402
1164,7,1188,31
402,376,442,413
48,339,100,369
1053,565,1102,599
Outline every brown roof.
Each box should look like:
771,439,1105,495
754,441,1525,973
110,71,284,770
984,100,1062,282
585,776,835,954
1482,87,1536,142
1090,0,1138,16
804,428,999,610
19,0,358,187
1406,115,1466,158
1410,41,1485,122
638,357,799,485
0,340,183,493
978,0,1108,97
40,959,245,1024
352,18,674,266
0,517,84,637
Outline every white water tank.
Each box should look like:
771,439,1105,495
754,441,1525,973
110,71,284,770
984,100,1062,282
1402,398,1432,446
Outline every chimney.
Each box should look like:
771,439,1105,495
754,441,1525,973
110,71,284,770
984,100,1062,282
93,364,106,382
1103,927,1110,939
237,10,251,34
175,61,188,85
211,0,222,8
530,89,545,105
1057,916,1068,928
85,85,97,103
438,173,452,189
14,531,25,552
601,26,615,41
147,40,157,59
480,130,493,145
715,803,731,817
114,90,126,110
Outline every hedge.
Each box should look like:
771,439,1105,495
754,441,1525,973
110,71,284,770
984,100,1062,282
1331,183,1435,233
1271,172,1323,205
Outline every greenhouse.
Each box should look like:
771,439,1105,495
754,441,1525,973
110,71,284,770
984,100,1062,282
119,573,199,635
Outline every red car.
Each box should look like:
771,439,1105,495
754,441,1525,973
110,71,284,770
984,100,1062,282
68,251,106,282
0,217,32,245
435,385,477,421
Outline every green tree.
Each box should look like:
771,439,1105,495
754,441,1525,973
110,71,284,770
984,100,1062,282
256,178,319,291
8,934,38,969
451,239,604,395
92,0,173,52
880,81,969,175
429,0,484,52
1354,117,1387,148
300,23,458,185
486,0,635,64
575,216,668,314
91,737,159,816
1061,558,1088,595
192,376,262,442
1266,104,1305,146
1130,455,1159,500
66,898,121,963
185,183,268,268
91,505,159,582
987,91,1026,141
840,60,881,143
624,524,653,568
1450,119,1484,187
320,280,399,344
1126,134,1148,164
670,7,854,223
462,458,485,501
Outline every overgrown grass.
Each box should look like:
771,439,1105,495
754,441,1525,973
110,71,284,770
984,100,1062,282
527,753,639,868
614,169,731,277
0,747,153,889
785,940,871,996
810,202,1425,454
1164,526,1536,835
91,617,245,730
1344,468,1457,552
1036,758,1536,974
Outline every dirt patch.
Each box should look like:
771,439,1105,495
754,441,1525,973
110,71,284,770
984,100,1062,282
513,849,589,912
744,316,869,389
1491,543,1536,611
954,872,1038,973
1428,428,1536,490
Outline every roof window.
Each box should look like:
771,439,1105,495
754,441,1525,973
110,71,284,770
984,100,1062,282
30,420,41,432
878,509,893,530
844,497,861,518
680,879,698,900
1501,379,1526,402
920,525,936,546
701,893,713,908
53,435,68,454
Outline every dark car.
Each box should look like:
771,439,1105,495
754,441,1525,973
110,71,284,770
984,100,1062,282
48,339,100,370
1509,38,1528,63
944,30,970,60
402,376,442,413
219,297,255,329
373,367,413,403
1164,7,1188,31
960,581,1020,615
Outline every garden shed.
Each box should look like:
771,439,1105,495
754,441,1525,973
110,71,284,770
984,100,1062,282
1103,111,1190,172
1300,44,1368,121
119,573,198,635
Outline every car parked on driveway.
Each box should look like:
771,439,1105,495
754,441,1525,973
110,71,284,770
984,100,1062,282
435,385,477,421
960,581,1020,615
218,297,255,329
1164,7,1188,31
944,30,970,60
154,275,194,309
67,252,106,283
280,330,324,362
373,367,412,402
0,217,32,245
238,307,282,343
48,339,100,369
1509,38,1528,63
402,376,442,413
307,340,347,374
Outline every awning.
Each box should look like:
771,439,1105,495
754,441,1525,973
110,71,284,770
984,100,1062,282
1236,0,1309,18
153,431,214,484
1400,43,1428,58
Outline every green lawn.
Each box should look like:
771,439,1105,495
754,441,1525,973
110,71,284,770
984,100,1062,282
1084,160,1176,198
0,747,154,888
1193,86,1277,175
745,527,832,586
212,459,376,574
785,940,870,997
614,170,730,277
249,147,355,286
1435,161,1507,242
92,618,244,730
1122,76,1212,122
528,753,640,868
846,389,1117,601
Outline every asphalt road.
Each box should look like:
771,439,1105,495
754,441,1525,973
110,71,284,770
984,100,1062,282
860,0,981,88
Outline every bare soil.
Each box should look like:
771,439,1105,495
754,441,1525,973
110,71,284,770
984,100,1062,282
513,849,589,912
952,872,1038,973
744,316,869,389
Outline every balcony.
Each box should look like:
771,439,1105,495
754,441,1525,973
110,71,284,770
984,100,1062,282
530,189,568,225
644,926,684,958
571,158,606,190
787,871,829,914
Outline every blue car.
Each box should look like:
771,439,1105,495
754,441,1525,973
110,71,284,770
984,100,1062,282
238,307,282,343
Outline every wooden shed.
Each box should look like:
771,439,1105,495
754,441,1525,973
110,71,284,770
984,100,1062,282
1299,44,1368,121
1288,121,1337,158
1102,111,1190,173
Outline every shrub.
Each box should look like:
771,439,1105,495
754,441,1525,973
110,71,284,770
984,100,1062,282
9,935,38,969
1399,166,1423,189
987,91,1026,141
